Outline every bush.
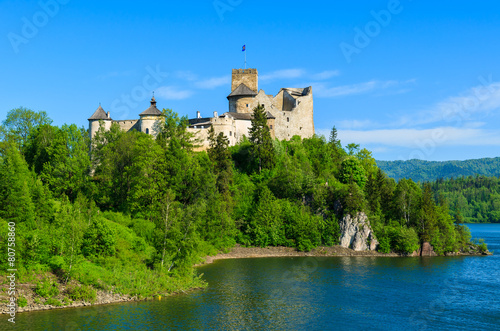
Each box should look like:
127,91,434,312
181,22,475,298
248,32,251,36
392,227,420,254
45,297,62,306
81,218,116,258
35,279,59,298
18,296,27,307
48,255,65,272
66,284,97,303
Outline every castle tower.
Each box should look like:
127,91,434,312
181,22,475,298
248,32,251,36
88,104,112,141
139,96,163,135
231,68,258,92
228,68,258,113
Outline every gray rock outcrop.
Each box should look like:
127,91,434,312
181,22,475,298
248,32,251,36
339,212,379,251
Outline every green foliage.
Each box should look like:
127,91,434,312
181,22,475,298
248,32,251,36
427,175,500,223
35,278,60,298
81,218,116,258
66,284,97,303
45,297,63,306
249,105,275,172
17,296,28,308
473,238,488,253
377,158,500,182
339,157,367,189
1,107,52,149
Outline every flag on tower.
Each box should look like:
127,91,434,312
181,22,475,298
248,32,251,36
242,45,246,52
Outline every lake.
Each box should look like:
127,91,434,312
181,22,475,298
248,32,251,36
3,224,499,330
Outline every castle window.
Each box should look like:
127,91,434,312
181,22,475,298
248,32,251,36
287,117,289,122
246,104,249,107
270,125,273,129
146,128,149,134
230,131,232,136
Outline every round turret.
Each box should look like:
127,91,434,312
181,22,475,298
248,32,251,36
88,104,112,141
139,96,163,135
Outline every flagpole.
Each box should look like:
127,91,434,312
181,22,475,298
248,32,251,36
245,49,247,69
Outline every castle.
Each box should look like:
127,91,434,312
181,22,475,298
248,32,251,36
88,68,315,148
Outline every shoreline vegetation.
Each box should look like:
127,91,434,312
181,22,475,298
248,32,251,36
0,107,492,317
1,243,491,314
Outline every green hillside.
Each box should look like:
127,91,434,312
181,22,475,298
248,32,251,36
376,158,500,182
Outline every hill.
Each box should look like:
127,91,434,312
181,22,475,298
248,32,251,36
376,158,500,182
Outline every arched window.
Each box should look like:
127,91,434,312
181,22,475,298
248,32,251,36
146,128,149,134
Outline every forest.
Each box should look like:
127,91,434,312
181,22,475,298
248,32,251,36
429,176,500,223
377,158,500,182
0,106,478,305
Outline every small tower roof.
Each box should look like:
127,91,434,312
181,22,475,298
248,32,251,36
139,96,163,116
88,105,111,121
227,83,258,99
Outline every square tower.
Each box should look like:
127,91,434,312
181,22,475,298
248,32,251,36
231,69,258,93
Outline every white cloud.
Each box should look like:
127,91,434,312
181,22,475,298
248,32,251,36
260,69,305,82
155,86,193,100
195,75,230,89
175,71,198,81
313,80,413,98
337,119,374,130
417,81,500,126
335,127,500,148
311,70,340,80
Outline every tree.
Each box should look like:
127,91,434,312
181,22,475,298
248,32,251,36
0,143,36,228
346,143,360,156
81,217,116,258
248,105,275,173
419,183,437,241
339,157,367,189
207,126,233,195
2,107,52,149
329,126,338,145
392,178,422,227
38,124,92,201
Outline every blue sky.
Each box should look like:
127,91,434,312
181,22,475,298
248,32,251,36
2,0,500,161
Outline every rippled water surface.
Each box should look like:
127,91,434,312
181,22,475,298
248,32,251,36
3,224,499,330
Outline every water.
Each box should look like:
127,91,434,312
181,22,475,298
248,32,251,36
3,224,500,330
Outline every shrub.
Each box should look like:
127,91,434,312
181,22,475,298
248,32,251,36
35,279,59,298
66,284,97,303
18,296,28,307
81,218,116,258
48,255,65,272
45,297,62,306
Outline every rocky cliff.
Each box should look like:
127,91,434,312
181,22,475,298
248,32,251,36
339,212,379,251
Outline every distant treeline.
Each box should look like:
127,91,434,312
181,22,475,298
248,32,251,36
429,176,500,223
377,158,500,182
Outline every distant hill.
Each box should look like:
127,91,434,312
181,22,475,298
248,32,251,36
376,158,500,182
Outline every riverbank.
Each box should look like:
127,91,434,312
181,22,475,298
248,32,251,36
196,243,492,266
0,274,204,315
